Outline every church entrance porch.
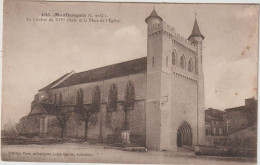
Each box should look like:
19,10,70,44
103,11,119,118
177,122,193,150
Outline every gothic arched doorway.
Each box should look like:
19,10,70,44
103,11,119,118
177,122,192,148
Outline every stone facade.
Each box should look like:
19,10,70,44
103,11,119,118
19,114,61,138
145,9,205,150
18,102,61,138
224,98,257,134
205,125,257,149
19,9,206,151
54,72,147,142
205,98,257,149
205,108,225,136
205,98,257,137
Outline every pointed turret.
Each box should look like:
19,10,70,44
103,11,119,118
188,18,205,40
145,8,163,24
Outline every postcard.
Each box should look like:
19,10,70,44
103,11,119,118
1,1,258,164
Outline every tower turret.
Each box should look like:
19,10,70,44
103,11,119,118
145,8,163,24
188,15,206,145
188,16,204,74
188,17,205,42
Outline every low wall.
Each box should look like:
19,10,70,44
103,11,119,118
202,125,257,158
205,125,257,149
195,145,256,158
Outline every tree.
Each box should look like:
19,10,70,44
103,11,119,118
2,120,19,139
75,105,93,140
54,106,72,139
74,88,95,141
122,103,129,130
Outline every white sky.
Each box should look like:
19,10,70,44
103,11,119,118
2,1,258,125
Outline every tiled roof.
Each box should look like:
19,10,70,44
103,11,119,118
49,57,147,89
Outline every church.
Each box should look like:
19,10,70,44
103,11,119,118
19,9,206,151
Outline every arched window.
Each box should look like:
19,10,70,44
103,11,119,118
59,93,62,105
92,86,101,111
76,89,84,106
108,84,117,110
125,81,135,108
188,59,193,72
172,51,177,65
180,55,186,69
166,56,168,67
152,57,155,67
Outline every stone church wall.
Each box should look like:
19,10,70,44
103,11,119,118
49,72,146,143
19,115,42,137
45,115,61,137
65,112,85,138
19,114,62,138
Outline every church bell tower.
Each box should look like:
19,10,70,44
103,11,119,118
145,9,206,150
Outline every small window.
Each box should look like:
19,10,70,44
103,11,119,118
180,55,186,69
172,51,177,65
188,59,193,72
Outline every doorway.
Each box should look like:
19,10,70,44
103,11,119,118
177,122,192,148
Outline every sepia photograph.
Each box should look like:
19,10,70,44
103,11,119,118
1,1,258,164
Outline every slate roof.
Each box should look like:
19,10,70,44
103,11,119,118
188,18,205,40
40,57,147,90
145,8,163,23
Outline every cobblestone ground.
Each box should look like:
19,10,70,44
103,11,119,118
1,143,257,164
